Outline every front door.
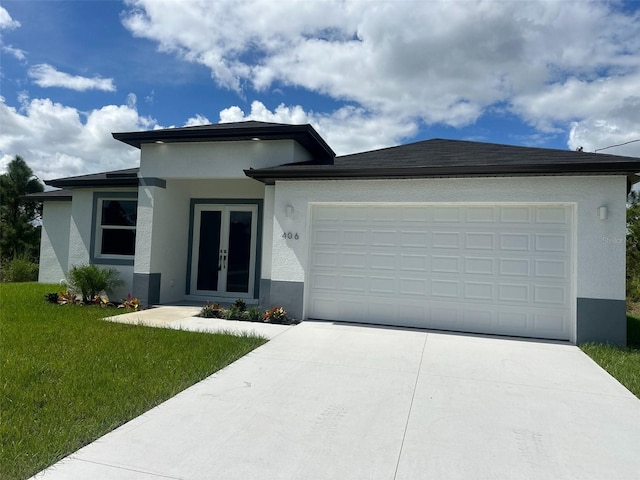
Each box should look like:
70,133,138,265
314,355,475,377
190,204,258,297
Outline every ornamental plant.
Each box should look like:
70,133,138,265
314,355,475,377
68,264,124,304
262,306,287,323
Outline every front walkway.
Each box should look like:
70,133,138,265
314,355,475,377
33,319,640,479
104,305,293,339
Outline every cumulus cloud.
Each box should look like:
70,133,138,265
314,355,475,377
0,6,20,30
28,64,116,92
219,100,416,155
0,95,158,183
122,0,640,142
184,114,211,126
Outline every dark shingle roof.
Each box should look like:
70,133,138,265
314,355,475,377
245,138,640,184
45,168,139,188
112,121,335,162
23,189,73,201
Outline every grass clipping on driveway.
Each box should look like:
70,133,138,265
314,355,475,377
0,283,267,480
581,313,640,399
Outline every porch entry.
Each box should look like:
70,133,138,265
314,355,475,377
190,204,258,297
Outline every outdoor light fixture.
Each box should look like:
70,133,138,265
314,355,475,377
598,206,608,220
286,205,294,217
251,137,261,141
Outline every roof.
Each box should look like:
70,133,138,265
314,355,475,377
23,189,73,201
45,168,139,188
244,138,640,184
112,120,335,162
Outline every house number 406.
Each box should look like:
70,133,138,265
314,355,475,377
282,232,299,240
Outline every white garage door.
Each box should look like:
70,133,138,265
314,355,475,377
307,204,573,340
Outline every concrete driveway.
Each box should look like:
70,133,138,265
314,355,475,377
33,321,640,480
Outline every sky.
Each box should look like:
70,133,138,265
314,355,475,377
1,0,639,186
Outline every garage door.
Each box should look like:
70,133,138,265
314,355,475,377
307,204,573,340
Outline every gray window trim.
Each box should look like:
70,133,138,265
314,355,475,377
91,192,138,266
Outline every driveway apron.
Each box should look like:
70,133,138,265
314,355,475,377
33,321,640,480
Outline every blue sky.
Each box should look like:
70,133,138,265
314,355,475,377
1,0,639,183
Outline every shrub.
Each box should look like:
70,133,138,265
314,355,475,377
199,302,223,318
225,306,240,320
44,292,59,304
1,255,38,282
68,264,124,304
246,306,263,322
262,306,288,323
234,298,247,312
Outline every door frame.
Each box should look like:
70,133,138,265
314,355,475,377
186,199,263,299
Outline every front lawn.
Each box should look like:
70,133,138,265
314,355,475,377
0,283,267,480
581,314,640,399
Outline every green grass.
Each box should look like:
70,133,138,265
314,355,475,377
581,314,640,399
0,283,267,480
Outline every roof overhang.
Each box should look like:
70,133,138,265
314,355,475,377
245,163,640,185
113,122,335,163
45,168,139,189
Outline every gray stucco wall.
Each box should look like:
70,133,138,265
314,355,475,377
576,297,627,346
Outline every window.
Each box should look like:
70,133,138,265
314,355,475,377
96,199,137,257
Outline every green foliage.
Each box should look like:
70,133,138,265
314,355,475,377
234,298,247,312
225,306,241,319
0,282,267,480
0,254,39,282
68,264,124,304
627,191,640,300
246,306,263,322
199,301,223,318
0,155,44,262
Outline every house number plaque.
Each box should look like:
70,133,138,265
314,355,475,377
282,232,299,240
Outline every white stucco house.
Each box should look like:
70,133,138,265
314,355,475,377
33,121,640,346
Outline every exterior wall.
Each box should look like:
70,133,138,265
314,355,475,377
139,140,310,179
132,178,265,305
38,201,72,283
266,176,627,343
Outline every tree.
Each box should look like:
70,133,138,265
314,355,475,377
627,190,640,300
0,156,44,261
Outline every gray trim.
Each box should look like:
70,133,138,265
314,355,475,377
139,177,167,188
259,279,271,309
90,192,138,266
268,280,304,319
576,297,627,347
186,198,263,298
133,273,161,307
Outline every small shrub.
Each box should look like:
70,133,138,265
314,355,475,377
68,264,124,304
1,256,38,282
199,302,223,318
44,292,59,304
234,298,247,312
262,306,288,323
118,295,139,310
225,306,240,320
246,306,263,322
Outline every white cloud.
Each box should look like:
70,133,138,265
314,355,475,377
0,95,158,183
184,114,211,126
220,100,416,155
568,96,640,157
122,0,640,139
0,6,20,30
28,64,116,92
2,44,26,61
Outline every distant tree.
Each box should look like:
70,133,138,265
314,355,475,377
0,156,44,261
627,190,640,300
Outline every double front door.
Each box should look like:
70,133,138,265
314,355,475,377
190,204,258,297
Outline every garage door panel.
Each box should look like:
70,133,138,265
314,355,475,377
308,204,572,340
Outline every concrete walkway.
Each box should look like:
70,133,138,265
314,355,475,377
33,321,640,480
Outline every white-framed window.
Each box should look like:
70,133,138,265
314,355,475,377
95,198,137,257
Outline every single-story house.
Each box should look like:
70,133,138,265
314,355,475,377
32,121,640,345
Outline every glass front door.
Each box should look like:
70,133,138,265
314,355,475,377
191,204,258,297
